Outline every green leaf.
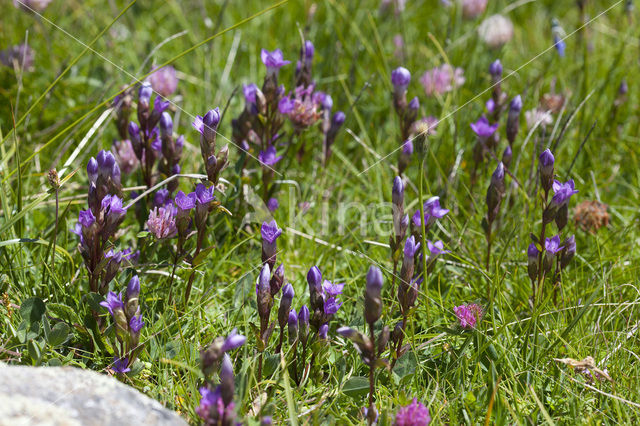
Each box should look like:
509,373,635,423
343,376,370,398
47,322,70,347
192,246,215,266
47,303,78,323
136,231,150,238
20,297,46,324
84,292,104,314
28,339,42,365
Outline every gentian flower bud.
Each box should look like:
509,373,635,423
560,235,576,269
261,220,282,269
256,264,272,329
298,305,310,346
278,283,295,329
391,321,404,344
539,149,555,193
399,236,420,286
391,67,411,96
377,326,390,356
303,40,314,66
307,265,324,313
125,275,140,318
87,157,98,183
270,263,285,296
219,353,234,406
502,145,512,168
288,308,299,345
506,95,522,144
392,176,405,207
527,243,539,282
221,328,247,352
364,266,383,325
138,82,152,109
489,59,503,80
159,111,173,138
318,323,329,340
408,96,419,111
486,162,505,223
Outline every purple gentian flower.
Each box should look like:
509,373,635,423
99,291,124,316
395,398,431,426
258,145,283,166
243,83,258,104
195,183,215,205
412,196,449,228
78,209,95,228
278,97,295,115
221,328,247,352
261,48,291,73
322,280,345,297
129,315,145,333
261,220,282,245
404,236,420,258
324,297,342,315
112,357,131,374
545,235,564,254
426,240,448,256
192,108,221,136
470,116,498,139
101,194,126,216
551,179,579,207
175,191,196,211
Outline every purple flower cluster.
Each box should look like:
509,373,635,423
453,303,484,329
193,107,229,186
72,150,127,295
420,64,465,97
196,354,238,425
395,398,431,425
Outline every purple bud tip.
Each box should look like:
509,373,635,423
203,108,221,128
391,67,411,91
332,111,346,126
87,157,98,179
139,82,153,102
127,121,139,137
220,353,233,379
304,40,314,60
222,328,247,352
288,309,298,325
160,111,173,133
528,242,540,258
539,149,555,168
492,162,505,182
489,59,503,77
127,275,140,298
319,323,329,339
298,305,309,324
408,97,420,111
392,176,404,198
510,95,523,113
307,266,322,288
282,283,295,300
366,266,383,292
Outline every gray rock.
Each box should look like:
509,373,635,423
0,364,187,426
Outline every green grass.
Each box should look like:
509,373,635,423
2,0,640,424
